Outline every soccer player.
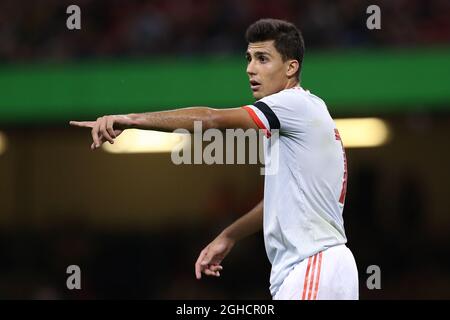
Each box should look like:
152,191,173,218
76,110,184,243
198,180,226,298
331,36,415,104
70,18,358,300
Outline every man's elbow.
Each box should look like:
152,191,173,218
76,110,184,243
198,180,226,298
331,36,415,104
201,108,242,131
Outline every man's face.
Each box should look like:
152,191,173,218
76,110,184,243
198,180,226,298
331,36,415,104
246,40,290,100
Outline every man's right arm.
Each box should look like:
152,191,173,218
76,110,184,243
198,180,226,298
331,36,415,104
69,106,260,150
195,200,263,279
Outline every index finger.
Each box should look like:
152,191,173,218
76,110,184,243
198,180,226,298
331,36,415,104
69,121,96,128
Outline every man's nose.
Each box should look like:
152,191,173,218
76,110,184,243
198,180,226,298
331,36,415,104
246,60,256,76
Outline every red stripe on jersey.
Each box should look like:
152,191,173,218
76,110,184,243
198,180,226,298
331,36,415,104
302,257,313,300
334,129,348,205
242,105,271,138
307,253,318,300
313,252,323,300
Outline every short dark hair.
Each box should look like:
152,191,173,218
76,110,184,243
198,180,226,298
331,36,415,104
245,18,305,80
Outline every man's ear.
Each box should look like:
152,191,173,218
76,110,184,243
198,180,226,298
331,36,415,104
286,60,299,78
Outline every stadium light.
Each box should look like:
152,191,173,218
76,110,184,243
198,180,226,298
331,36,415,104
102,129,190,153
335,118,389,148
0,132,7,155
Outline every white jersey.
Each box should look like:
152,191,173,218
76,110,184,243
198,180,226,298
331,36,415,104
243,86,348,297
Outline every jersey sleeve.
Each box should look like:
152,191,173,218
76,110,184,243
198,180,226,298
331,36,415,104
242,90,305,137
242,101,279,138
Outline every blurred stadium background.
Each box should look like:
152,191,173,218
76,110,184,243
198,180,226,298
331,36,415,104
0,0,450,299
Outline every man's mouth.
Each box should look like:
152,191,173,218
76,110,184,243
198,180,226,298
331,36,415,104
250,80,261,91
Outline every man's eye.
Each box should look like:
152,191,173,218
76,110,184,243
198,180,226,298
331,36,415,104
259,56,267,62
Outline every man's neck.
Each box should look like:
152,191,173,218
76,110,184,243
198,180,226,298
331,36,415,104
284,79,300,90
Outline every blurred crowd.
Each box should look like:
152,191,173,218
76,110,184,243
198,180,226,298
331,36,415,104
0,0,449,63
